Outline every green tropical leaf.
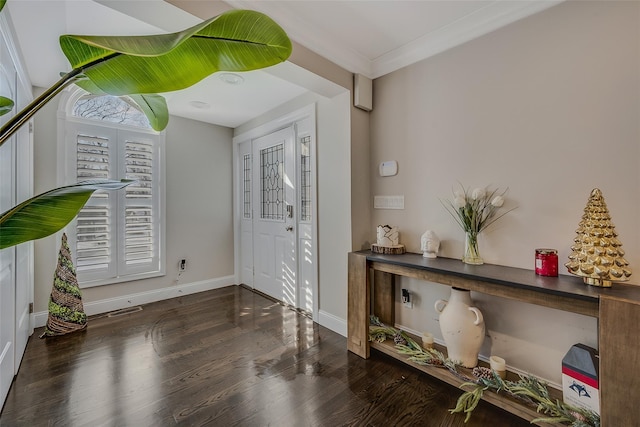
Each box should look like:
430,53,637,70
60,9,292,96
0,96,14,116
1,9,291,144
0,179,133,249
127,94,168,131
0,0,5,13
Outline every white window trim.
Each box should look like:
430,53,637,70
57,87,166,287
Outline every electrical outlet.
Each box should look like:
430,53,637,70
402,289,413,309
179,259,186,271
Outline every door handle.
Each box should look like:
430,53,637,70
286,226,294,232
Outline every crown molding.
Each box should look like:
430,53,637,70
371,0,564,79
226,0,373,77
228,0,563,80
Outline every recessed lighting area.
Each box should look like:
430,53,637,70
188,100,210,109
218,72,245,85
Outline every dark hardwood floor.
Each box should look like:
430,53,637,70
0,286,529,426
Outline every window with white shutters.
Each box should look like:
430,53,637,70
62,91,165,287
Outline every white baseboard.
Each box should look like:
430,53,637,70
319,310,347,337
33,275,235,328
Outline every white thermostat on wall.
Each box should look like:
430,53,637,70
379,160,398,177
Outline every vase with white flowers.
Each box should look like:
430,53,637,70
442,185,515,265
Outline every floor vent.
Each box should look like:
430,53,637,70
107,306,143,317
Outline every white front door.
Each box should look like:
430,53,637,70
252,126,297,305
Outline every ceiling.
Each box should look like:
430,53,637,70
5,0,562,128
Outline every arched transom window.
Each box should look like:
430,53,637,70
72,94,151,128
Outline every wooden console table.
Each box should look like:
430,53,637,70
347,250,640,426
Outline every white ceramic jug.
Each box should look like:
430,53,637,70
435,287,485,368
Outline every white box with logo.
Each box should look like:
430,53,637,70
562,344,599,415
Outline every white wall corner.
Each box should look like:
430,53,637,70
318,310,347,337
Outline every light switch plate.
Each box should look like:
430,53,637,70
374,195,404,209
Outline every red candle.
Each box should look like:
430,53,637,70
535,249,558,276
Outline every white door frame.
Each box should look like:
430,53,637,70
0,10,34,407
233,104,318,321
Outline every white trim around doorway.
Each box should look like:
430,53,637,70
232,103,318,322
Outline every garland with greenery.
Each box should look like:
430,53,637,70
368,316,600,426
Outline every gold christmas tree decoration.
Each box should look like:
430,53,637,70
565,188,631,287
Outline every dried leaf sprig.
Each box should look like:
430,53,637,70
369,316,465,378
369,315,406,344
451,374,600,426
509,376,600,427
451,382,489,423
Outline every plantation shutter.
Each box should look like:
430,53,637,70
120,134,159,275
74,127,118,281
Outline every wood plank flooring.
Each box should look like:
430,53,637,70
0,286,530,426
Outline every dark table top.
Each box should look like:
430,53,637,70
358,250,640,304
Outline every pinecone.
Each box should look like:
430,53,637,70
472,366,494,381
570,411,587,423
393,333,407,345
428,357,444,366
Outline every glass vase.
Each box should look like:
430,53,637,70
463,231,483,265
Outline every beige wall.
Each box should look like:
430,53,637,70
32,89,235,312
165,115,235,281
369,1,639,384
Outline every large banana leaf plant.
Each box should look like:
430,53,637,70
0,1,292,249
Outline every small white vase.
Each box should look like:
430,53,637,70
434,288,485,368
